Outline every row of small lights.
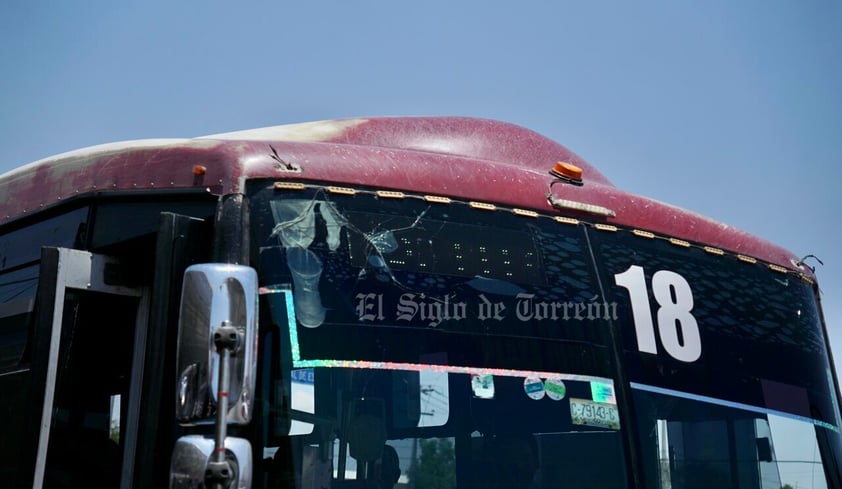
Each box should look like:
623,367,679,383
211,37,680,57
272,179,814,285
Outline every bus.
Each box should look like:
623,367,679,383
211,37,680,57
0,116,838,489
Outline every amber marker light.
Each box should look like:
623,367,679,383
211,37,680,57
549,161,584,187
550,161,582,180
192,165,207,176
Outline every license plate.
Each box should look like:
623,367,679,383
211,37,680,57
569,398,620,430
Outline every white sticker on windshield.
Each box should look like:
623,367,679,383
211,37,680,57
471,374,495,399
545,376,566,401
524,376,546,400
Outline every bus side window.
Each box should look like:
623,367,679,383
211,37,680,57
0,265,39,483
0,207,89,369
0,207,88,483
0,265,38,369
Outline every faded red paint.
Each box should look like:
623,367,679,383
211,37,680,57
0,116,808,276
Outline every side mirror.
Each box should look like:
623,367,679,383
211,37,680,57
175,264,257,424
170,435,252,489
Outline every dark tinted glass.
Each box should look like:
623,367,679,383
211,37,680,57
0,265,38,369
0,207,87,272
251,186,615,378
592,229,837,427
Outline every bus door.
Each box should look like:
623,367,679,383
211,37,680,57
22,247,147,489
20,212,211,489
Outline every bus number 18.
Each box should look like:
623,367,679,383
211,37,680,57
614,265,702,363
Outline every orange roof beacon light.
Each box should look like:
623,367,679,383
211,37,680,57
549,161,584,186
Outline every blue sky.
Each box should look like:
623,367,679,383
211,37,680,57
2,1,841,370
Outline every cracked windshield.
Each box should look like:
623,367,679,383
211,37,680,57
250,184,626,489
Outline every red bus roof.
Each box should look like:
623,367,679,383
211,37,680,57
0,116,808,275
